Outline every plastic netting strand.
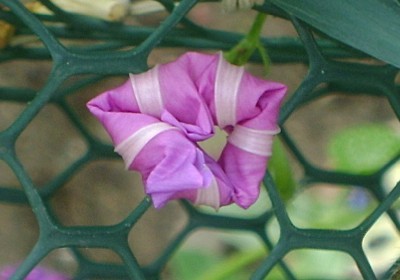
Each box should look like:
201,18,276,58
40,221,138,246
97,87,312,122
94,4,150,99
0,0,399,279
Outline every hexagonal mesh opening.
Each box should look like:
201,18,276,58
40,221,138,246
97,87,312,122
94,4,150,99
15,104,87,186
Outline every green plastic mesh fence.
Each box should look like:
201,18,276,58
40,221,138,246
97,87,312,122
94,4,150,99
0,0,399,279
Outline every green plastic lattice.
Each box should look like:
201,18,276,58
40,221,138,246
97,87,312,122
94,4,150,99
0,0,399,279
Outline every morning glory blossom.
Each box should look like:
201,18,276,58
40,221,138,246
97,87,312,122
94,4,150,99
87,52,286,209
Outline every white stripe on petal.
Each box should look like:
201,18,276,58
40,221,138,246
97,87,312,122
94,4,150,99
228,125,280,156
129,66,163,117
115,122,178,169
195,170,220,210
215,52,244,128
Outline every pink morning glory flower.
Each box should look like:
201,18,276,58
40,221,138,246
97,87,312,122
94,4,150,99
87,52,286,209
0,265,70,280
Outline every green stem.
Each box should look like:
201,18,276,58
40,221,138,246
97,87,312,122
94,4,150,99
248,13,267,42
223,12,270,73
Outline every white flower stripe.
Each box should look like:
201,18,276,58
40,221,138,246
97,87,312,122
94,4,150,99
228,125,281,156
215,52,244,128
115,122,178,169
129,65,163,117
195,167,220,210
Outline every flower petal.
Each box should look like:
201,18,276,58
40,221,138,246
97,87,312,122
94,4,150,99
87,51,287,209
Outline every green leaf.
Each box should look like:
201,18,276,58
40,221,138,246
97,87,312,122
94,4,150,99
268,138,296,201
270,0,400,68
328,124,400,174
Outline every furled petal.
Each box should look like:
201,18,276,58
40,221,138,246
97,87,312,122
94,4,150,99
218,73,287,208
87,51,286,209
87,99,216,208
